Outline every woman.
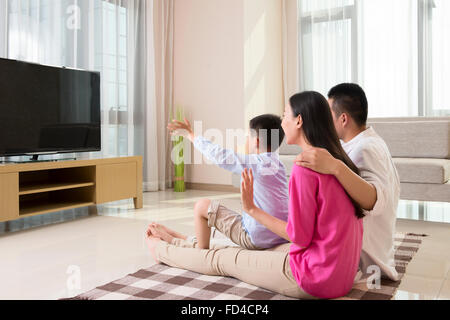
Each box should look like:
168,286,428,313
146,91,363,299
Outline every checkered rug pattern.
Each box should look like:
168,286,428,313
65,232,426,300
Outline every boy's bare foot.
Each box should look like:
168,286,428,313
145,234,161,264
149,223,176,244
152,223,188,241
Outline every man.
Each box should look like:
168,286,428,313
295,83,400,281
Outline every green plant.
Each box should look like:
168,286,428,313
173,106,186,192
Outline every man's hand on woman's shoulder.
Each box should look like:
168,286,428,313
294,147,342,176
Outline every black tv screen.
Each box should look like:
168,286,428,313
0,58,101,157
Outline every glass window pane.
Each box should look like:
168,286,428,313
105,68,117,82
360,0,418,117
119,9,127,36
119,84,127,108
302,18,352,97
119,125,128,156
301,0,354,15
104,55,116,69
299,0,421,118
104,82,117,109
119,36,127,56
5,0,131,160
397,201,419,220
431,0,450,113
119,57,127,71
119,70,127,85
424,202,450,223
108,125,118,156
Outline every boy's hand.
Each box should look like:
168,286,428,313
294,147,341,176
241,168,256,214
167,118,195,142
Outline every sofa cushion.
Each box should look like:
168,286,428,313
368,120,450,159
400,181,450,203
394,158,450,184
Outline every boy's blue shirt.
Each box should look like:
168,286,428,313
193,136,290,249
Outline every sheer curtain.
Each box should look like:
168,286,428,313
299,0,355,102
297,0,449,118
0,0,174,192
429,0,450,115
282,0,299,107
358,0,418,117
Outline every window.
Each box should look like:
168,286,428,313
429,0,450,116
94,0,129,156
299,0,356,94
298,0,450,118
6,0,130,157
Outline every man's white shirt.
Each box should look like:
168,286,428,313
342,127,401,281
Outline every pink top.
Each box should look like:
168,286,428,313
286,166,363,299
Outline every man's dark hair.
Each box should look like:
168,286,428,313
249,114,285,152
328,83,368,127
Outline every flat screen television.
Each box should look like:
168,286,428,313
0,58,101,159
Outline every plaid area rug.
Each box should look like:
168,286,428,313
64,232,426,300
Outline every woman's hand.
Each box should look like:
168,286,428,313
241,168,291,242
294,147,341,176
241,168,256,214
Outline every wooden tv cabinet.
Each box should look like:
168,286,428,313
0,156,143,223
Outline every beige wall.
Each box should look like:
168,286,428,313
173,0,284,185
244,0,284,127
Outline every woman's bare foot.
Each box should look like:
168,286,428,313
146,224,154,237
145,234,161,264
149,223,176,244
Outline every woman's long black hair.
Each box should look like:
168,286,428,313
289,91,364,219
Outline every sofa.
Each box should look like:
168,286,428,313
368,117,450,203
232,117,450,203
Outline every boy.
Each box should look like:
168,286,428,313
295,83,400,281
154,114,289,250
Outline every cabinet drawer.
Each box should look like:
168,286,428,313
96,162,137,204
0,173,19,222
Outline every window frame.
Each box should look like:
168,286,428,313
298,2,358,90
419,0,449,116
298,0,450,117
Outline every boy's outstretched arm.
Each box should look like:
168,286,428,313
168,118,260,175
294,148,377,211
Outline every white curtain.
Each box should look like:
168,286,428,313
0,0,174,192
299,0,355,103
282,0,299,107
0,0,6,57
429,0,450,115
297,0,449,118
146,0,175,192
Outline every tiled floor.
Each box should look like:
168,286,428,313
0,190,449,300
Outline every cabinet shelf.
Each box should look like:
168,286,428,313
19,182,95,195
19,199,95,217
